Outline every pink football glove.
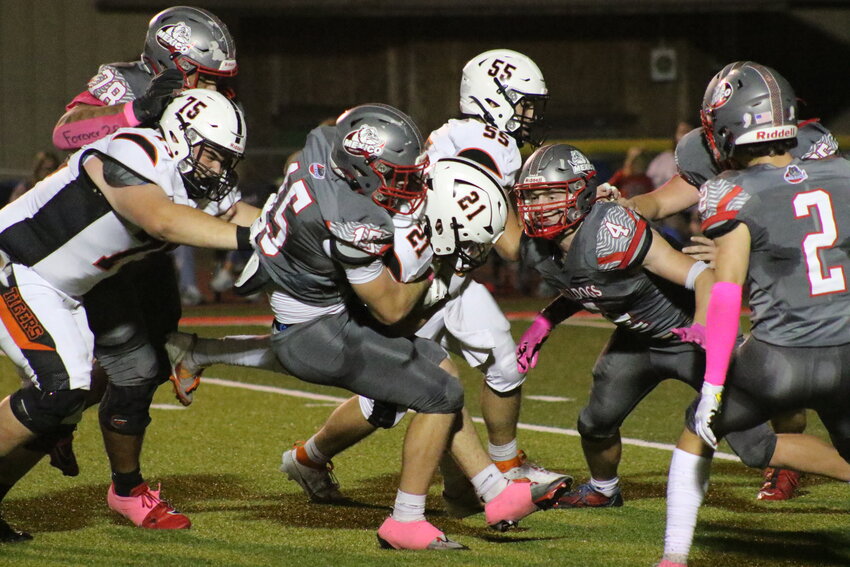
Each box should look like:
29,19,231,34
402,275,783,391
671,323,706,347
516,315,554,373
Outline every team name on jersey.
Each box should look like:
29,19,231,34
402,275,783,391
566,285,603,300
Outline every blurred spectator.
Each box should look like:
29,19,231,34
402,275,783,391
8,151,61,203
172,246,204,306
646,120,693,188
608,146,653,198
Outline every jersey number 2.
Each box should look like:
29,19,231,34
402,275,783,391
793,189,846,296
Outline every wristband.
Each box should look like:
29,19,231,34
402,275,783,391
236,225,252,250
123,102,141,127
685,261,709,290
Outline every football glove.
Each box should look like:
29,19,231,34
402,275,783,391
132,68,184,124
516,314,554,373
694,382,724,448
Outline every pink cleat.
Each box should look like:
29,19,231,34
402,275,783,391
656,559,687,567
376,517,466,550
484,478,570,532
107,483,191,529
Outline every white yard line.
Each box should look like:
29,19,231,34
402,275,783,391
198,376,740,462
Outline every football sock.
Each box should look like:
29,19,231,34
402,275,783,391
664,448,711,563
489,439,518,462
112,468,144,497
193,335,282,372
590,476,620,497
301,437,330,467
471,464,510,503
391,489,426,522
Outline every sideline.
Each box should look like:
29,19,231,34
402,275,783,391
199,376,739,462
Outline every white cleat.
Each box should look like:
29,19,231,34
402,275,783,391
280,444,345,503
164,331,204,406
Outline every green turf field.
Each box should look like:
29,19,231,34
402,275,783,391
1,300,848,567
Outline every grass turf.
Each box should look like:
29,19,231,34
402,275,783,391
1,300,848,566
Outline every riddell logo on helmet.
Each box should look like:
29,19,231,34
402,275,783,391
343,126,386,157
755,127,795,140
156,22,194,54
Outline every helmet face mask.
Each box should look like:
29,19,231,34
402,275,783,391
425,157,509,273
159,89,246,202
331,104,427,215
143,6,238,88
515,144,597,239
460,49,549,147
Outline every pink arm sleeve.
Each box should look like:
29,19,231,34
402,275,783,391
52,99,139,151
703,281,743,386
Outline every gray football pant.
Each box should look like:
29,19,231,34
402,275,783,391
270,311,464,415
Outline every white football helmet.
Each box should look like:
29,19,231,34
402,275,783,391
425,157,509,272
159,88,246,201
460,49,548,147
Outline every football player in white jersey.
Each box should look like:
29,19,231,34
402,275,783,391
0,89,256,540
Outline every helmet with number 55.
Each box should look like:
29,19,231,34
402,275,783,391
159,88,246,201
460,49,548,147
425,157,509,272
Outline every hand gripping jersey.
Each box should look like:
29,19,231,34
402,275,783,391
425,118,522,190
253,126,394,308
675,122,839,189
0,128,202,297
699,156,850,347
525,201,694,340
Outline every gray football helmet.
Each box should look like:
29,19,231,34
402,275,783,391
514,144,597,239
331,103,428,215
142,6,238,87
700,62,797,165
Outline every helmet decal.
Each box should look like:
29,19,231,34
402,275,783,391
709,80,733,109
156,22,193,54
568,150,594,174
343,126,386,158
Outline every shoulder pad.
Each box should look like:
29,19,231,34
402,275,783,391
595,204,651,271
698,173,750,238
675,128,717,188
104,130,166,183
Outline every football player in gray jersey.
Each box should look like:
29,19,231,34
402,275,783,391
660,64,850,567
241,104,569,550
624,61,840,501
511,144,850,520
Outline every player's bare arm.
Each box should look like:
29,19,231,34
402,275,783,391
624,175,699,219
351,267,433,325
712,223,751,285
223,201,262,225
642,228,715,324
83,156,244,250
493,207,523,261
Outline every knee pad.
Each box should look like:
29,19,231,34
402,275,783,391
98,382,157,435
10,387,87,435
417,376,465,414
577,407,619,441
725,424,777,469
96,337,165,387
483,348,527,394
359,396,407,429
